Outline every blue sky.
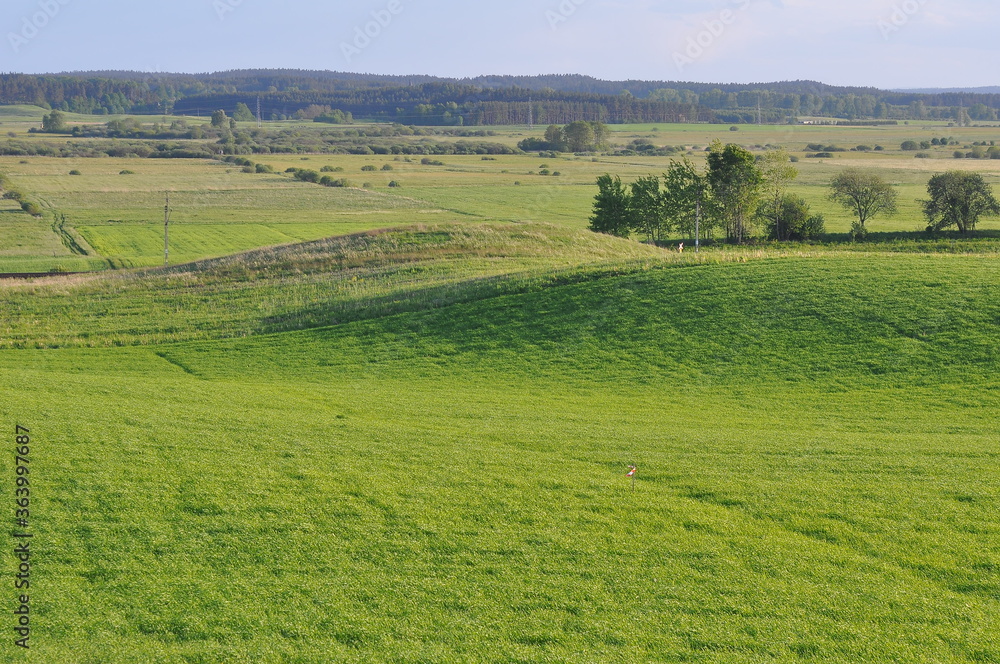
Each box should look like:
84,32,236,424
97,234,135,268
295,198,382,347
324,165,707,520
0,0,995,89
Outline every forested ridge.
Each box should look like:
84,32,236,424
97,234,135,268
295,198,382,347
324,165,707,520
3,70,999,125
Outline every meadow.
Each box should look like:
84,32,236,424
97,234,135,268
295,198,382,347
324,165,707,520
2,230,1000,662
1,109,1000,662
5,115,1000,271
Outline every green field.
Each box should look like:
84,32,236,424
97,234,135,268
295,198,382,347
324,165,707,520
0,225,999,662
3,108,1000,662
4,112,1000,271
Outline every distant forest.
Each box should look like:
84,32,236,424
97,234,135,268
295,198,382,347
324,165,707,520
2,71,999,126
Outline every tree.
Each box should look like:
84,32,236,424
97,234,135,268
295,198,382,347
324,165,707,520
758,149,798,241
589,174,631,238
544,124,565,150
564,121,596,152
210,109,228,128
923,171,1000,234
769,194,825,241
233,102,255,122
629,175,666,243
41,110,68,133
707,141,764,243
662,158,711,240
829,167,898,232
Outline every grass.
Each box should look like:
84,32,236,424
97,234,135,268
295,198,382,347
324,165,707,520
1,224,1000,661
3,111,1000,661
5,118,1000,270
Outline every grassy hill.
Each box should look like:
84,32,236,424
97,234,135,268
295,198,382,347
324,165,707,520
1,225,999,662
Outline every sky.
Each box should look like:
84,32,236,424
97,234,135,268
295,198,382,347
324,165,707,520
0,0,996,90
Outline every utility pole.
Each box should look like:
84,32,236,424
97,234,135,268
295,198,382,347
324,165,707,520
528,96,533,130
256,95,263,128
164,192,171,266
695,186,701,253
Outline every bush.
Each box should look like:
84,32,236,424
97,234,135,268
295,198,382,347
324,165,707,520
381,164,394,171
119,170,135,175
954,151,966,159
21,201,42,216
900,140,919,151
294,169,321,183
255,163,274,173
421,157,444,166
388,180,401,188
729,126,740,132
850,221,868,241
241,166,255,173
69,169,82,175
361,165,377,172
320,165,344,172
320,177,350,187
915,152,931,159
800,214,826,239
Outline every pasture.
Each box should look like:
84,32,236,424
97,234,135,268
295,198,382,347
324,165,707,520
2,108,1000,662
1,227,999,661
4,115,1000,271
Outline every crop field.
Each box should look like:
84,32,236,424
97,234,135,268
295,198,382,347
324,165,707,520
1,226,1000,662
2,107,1000,662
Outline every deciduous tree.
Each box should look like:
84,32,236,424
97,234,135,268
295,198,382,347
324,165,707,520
829,167,898,232
707,141,763,243
589,174,631,238
923,171,1000,234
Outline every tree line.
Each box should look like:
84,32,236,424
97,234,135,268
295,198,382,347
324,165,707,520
5,72,1000,124
590,143,1000,243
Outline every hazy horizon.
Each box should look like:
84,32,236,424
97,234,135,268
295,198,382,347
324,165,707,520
1,0,997,89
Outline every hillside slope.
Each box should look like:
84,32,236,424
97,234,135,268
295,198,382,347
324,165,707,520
1,231,999,662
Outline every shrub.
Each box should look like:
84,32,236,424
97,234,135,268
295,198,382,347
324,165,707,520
850,220,868,241
954,151,966,159
320,177,350,187
915,152,931,159
800,214,826,239
361,165,377,172
900,140,919,151
421,157,444,166
255,163,274,173
729,126,740,131
21,201,42,216
241,166,255,173
381,164,394,171
388,180,401,188
69,169,82,175
119,170,135,175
